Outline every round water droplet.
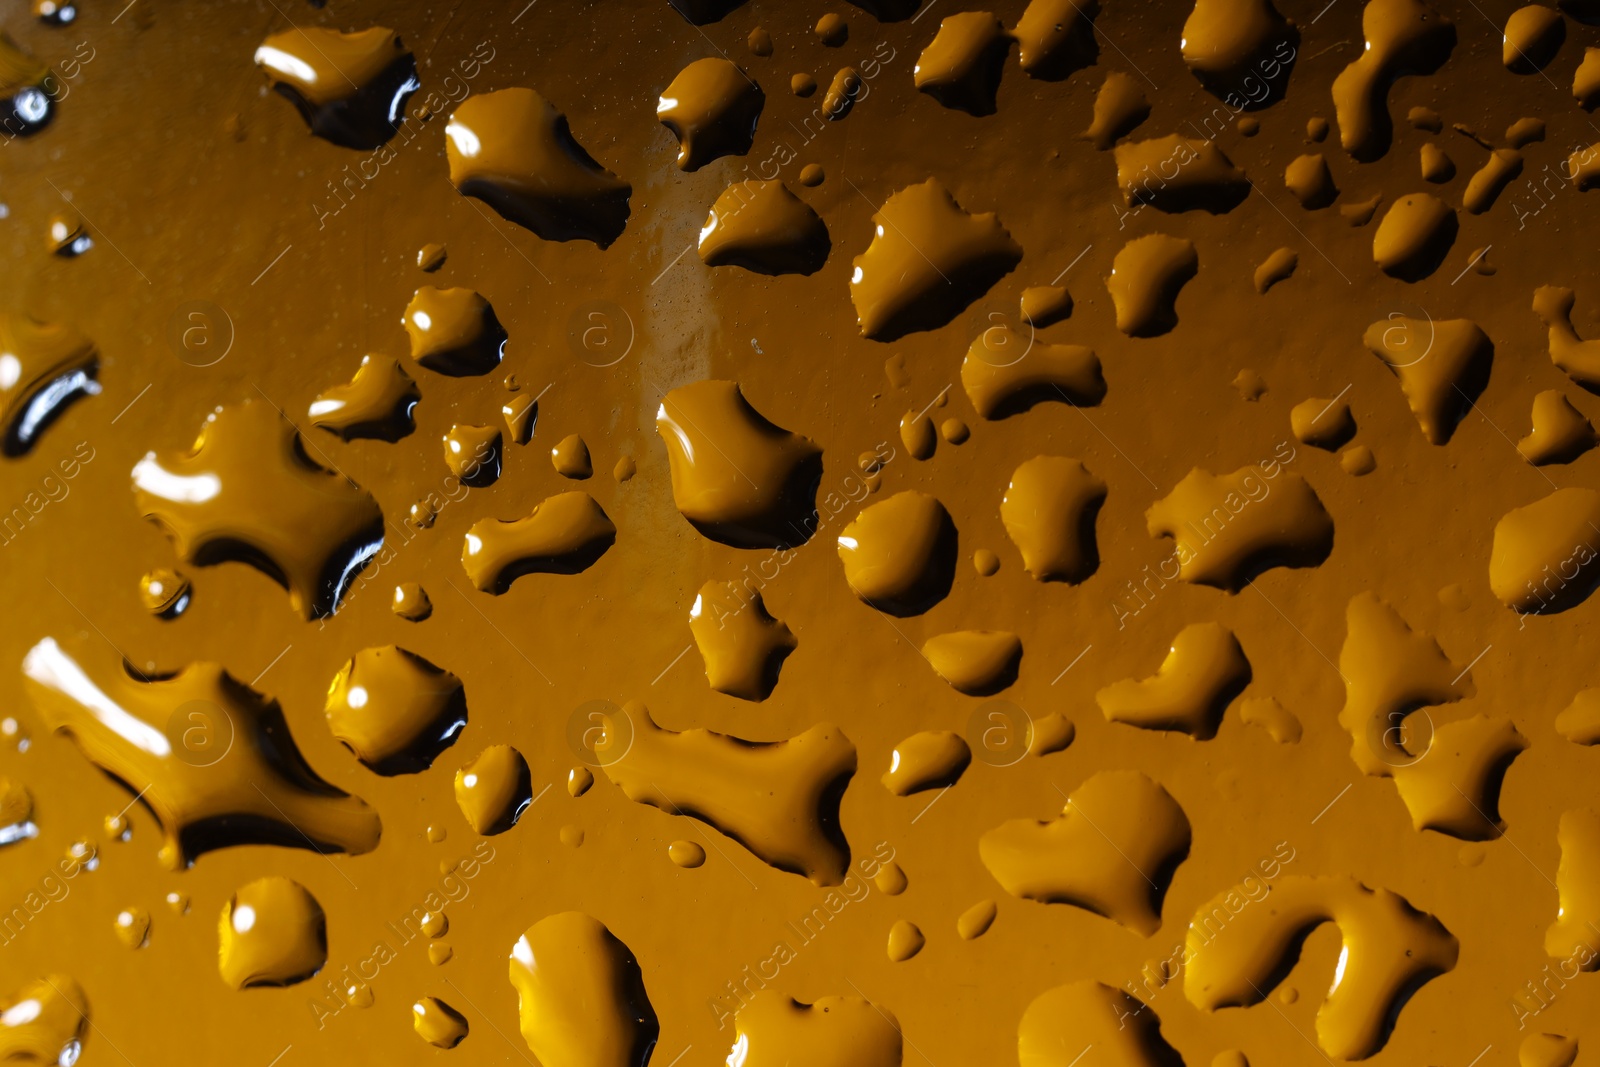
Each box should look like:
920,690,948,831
973,549,999,576
138,567,191,619
668,840,705,868
429,942,453,966
455,744,532,835
113,907,150,949
422,911,448,938
874,861,907,895
426,824,447,844
957,899,997,940
165,891,190,915
103,813,129,841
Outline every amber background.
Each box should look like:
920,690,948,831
2,0,1599,1063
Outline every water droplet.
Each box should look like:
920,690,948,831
455,744,533,835
325,645,467,775
413,996,469,1049
310,355,419,442
509,912,657,1067
658,59,764,171
112,907,149,949
668,840,705,868
404,287,506,377
138,567,192,619
218,877,326,989
253,26,417,148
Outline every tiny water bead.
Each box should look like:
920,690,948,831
113,907,150,949
668,840,705,868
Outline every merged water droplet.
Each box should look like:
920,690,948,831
1182,874,1457,1060
980,770,1191,935
1331,0,1455,161
914,13,1010,115
726,992,900,1067
24,637,381,869
131,398,385,619
1097,623,1251,739
598,701,856,885
462,491,616,593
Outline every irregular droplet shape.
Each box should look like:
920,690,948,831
979,770,1191,934
727,992,901,1067
699,180,829,275
325,646,466,775
1290,396,1355,449
218,876,327,989
0,776,36,846
1108,234,1199,337
1371,193,1457,280
914,12,1010,115
504,393,538,445
837,491,958,616
1019,981,1182,1067
1533,285,1600,390
1001,456,1106,582
1097,623,1251,739
1390,715,1526,839
113,906,150,948
462,492,616,593
24,637,381,869
254,27,417,149
446,88,632,247
1145,466,1334,590
957,899,997,939
1331,0,1455,161
1114,136,1249,214
1518,390,1595,464
1183,875,1458,1060
1364,315,1491,444
658,58,763,171
1285,152,1337,208
0,314,98,457
657,380,821,549
1557,689,1600,743
1504,5,1565,72
1083,71,1149,149
392,582,432,621
922,632,1021,695
882,730,971,795
1490,488,1600,614
132,399,385,619
1020,285,1073,326
403,287,506,378
456,744,532,835
961,331,1105,418
689,581,797,701
886,919,924,961
1014,0,1100,80
1521,1033,1580,1067
309,355,419,442
598,701,856,885
138,566,192,619
1180,0,1298,106
850,178,1021,342
413,997,469,1049
1238,696,1301,742
0,976,87,1066
1253,247,1297,292
1336,592,1474,775
509,912,658,1067
1463,148,1522,213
